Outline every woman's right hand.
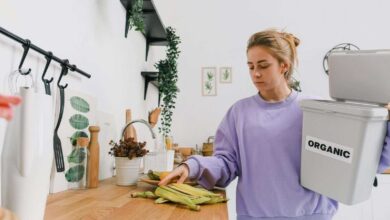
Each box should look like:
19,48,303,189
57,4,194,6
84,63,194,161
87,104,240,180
158,164,189,186
0,95,22,121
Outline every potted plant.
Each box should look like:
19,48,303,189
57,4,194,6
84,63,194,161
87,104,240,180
109,138,148,186
154,27,181,138
127,0,145,35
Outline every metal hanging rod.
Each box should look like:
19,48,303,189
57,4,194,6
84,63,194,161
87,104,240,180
0,26,91,78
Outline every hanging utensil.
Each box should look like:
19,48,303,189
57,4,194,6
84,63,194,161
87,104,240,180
41,51,54,95
53,60,69,172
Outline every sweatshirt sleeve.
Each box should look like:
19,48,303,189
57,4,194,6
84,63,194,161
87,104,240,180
184,109,240,189
377,122,390,173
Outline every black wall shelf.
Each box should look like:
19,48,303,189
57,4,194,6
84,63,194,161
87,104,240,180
120,0,168,61
141,71,160,105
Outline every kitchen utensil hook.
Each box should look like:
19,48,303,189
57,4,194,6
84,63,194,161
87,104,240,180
57,59,69,89
18,39,32,75
41,51,54,84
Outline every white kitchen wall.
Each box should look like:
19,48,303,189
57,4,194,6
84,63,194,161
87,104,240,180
0,0,165,194
153,0,390,146
152,0,390,219
0,0,163,149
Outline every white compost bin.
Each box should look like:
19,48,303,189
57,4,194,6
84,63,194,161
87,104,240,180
300,100,388,204
300,49,390,205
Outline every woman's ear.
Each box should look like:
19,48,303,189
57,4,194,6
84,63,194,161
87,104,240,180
280,63,289,74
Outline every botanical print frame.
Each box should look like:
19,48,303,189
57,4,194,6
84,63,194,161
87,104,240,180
49,89,97,193
219,67,232,83
201,67,217,96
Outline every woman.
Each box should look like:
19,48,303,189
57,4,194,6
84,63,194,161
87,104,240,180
159,29,390,219
0,94,21,121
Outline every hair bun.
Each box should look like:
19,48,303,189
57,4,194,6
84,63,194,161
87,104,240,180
292,36,300,47
283,32,300,47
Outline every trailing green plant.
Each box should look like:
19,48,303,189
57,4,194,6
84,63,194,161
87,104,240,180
128,0,145,34
154,27,181,136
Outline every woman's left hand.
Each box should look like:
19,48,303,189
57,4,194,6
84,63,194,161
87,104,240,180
0,95,22,121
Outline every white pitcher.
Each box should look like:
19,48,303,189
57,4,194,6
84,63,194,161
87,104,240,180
1,88,54,220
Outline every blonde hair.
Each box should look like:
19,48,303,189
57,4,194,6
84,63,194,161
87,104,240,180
247,29,300,87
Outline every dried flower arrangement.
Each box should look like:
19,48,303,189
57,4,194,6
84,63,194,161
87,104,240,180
109,138,149,160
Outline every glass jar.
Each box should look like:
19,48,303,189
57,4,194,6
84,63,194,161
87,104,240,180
66,137,89,189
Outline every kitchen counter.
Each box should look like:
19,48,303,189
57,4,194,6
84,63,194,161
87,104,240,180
44,178,228,220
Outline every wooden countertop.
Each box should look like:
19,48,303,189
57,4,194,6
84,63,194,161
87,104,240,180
44,178,228,220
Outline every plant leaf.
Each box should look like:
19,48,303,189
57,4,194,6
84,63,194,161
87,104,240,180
69,114,89,130
65,165,85,182
70,131,89,146
68,148,87,163
70,96,90,113
154,27,181,136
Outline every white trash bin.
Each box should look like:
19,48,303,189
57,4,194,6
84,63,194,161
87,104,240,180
300,49,390,205
300,100,388,205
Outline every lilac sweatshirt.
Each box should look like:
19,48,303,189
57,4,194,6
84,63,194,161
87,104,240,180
185,90,390,220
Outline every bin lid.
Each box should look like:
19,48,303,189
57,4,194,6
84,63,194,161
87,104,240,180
300,99,388,118
329,50,390,105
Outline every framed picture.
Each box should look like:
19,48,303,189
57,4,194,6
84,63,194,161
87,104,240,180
202,67,217,96
219,67,232,83
50,89,97,193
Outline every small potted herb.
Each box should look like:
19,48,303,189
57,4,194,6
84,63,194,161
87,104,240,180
109,138,148,186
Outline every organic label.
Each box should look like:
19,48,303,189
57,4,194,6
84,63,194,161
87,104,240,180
305,136,353,164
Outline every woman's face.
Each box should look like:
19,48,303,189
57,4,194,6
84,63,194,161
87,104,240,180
247,46,288,93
